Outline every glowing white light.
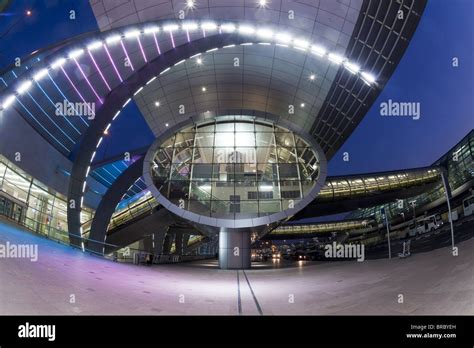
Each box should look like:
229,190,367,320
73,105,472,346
202,21,217,31
361,72,376,84
182,22,198,31
51,58,66,70
294,39,309,49
175,59,185,65
133,87,143,95
260,185,273,191
221,23,236,33
328,53,344,64
223,44,235,48
276,32,292,43
257,28,273,38
1,95,15,109
300,103,305,107
344,62,360,74
196,57,203,64
201,86,207,92
144,26,160,34
165,123,169,127
160,67,171,75
239,25,255,35
113,110,120,120
163,24,179,32
146,76,157,85
309,74,316,80
122,98,131,108
17,80,32,94
105,123,111,132
258,0,267,7
106,35,121,44
87,41,103,51
155,101,160,107
186,0,195,8
206,48,218,52
311,45,326,56
33,69,48,81
190,53,201,58
125,30,140,38
69,49,84,59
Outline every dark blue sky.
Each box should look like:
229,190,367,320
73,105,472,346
1,0,472,172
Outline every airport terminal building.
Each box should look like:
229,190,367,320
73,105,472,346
2,0,472,272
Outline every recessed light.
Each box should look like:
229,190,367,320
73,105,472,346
202,87,207,92
310,74,316,80
258,0,267,8
186,0,195,9
196,57,203,64
155,101,160,107
165,123,169,127
301,103,305,108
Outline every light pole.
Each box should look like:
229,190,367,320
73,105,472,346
440,168,455,252
381,206,391,259
409,200,417,224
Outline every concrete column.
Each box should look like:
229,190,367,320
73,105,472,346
162,233,174,254
219,229,251,269
152,230,166,255
174,232,183,255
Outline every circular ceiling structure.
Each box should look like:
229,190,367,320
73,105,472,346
143,115,327,228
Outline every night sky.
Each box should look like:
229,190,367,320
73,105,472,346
1,0,472,173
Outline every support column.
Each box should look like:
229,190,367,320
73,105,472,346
162,232,174,254
219,229,251,269
174,232,183,255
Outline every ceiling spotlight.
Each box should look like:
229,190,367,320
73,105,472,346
300,103,305,108
258,0,268,8
186,0,195,9
68,49,84,59
165,123,169,127
196,57,203,65
51,57,66,69
202,21,217,31
221,23,236,33
26,10,32,16
17,80,32,94
361,72,376,85
155,101,160,107
202,86,207,92
309,74,316,80
33,69,48,81
87,41,103,51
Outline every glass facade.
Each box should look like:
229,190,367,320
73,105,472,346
150,120,322,219
0,155,94,243
348,130,474,222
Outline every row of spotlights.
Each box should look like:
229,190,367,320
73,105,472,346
185,1,267,9
0,20,376,110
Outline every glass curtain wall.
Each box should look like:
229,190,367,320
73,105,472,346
0,155,94,242
151,120,320,219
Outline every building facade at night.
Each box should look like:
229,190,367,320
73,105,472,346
0,0,436,269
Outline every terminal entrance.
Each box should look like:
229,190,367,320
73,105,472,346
0,194,25,224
